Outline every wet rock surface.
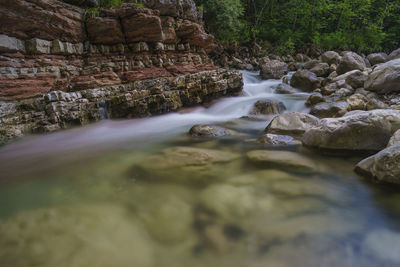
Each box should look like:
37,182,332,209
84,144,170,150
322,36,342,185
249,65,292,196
302,110,400,151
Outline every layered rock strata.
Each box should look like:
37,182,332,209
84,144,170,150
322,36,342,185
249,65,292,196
0,0,242,143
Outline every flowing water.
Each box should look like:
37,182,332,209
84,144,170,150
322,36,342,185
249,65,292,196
0,71,400,267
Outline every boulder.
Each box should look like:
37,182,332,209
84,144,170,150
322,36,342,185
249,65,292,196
257,134,301,146
275,83,297,94
346,93,367,110
260,60,288,79
364,58,400,94
306,93,325,106
86,16,124,45
304,60,330,77
321,51,341,65
309,62,330,77
345,70,368,89
247,150,319,173
265,112,320,138
249,100,286,115
310,101,349,118
0,0,86,43
290,70,320,92
189,125,233,137
336,52,366,75
355,144,400,184
367,53,388,66
302,109,400,151
388,48,400,61
388,129,400,147
0,34,25,53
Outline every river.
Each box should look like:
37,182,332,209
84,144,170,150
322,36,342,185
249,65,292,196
0,71,399,267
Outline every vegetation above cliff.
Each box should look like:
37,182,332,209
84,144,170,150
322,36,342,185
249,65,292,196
195,0,400,54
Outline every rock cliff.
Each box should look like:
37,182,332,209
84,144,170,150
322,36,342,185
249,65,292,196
0,0,243,143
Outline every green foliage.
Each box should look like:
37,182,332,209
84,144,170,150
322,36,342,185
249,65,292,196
199,0,400,53
133,2,146,8
98,0,124,8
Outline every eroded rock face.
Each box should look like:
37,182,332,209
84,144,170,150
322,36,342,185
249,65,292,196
290,70,320,92
365,58,400,94
260,60,288,79
176,20,216,52
139,0,201,22
355,144,400,184
336,52,366,75
0,0,86,43
302,110,400,151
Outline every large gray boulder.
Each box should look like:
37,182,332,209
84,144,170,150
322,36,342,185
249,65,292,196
321,51,341,65
388,48,400,61
265,112,319,138
260,60,288,79
364,58,400,94
336,52,366,75
355,144,400,184
345,70,368,89
367,53,388,66
310,101,349,118
302,109,400,151
290,70,320,92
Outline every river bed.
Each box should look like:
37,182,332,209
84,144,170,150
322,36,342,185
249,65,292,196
0,71,400,267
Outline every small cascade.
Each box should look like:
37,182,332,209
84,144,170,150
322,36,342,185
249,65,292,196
99,100,109,120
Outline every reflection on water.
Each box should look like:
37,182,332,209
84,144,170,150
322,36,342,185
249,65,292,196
0,71,400,267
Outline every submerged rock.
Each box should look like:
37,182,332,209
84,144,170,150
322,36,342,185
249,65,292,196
246,150,319,173
133,146,240,183
355,144,400,184
0,204,154,267
364,229,400,264
199,184,273,223
303,109,400,151
257,134,301,146
189,125,234,138
265,112,320,138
